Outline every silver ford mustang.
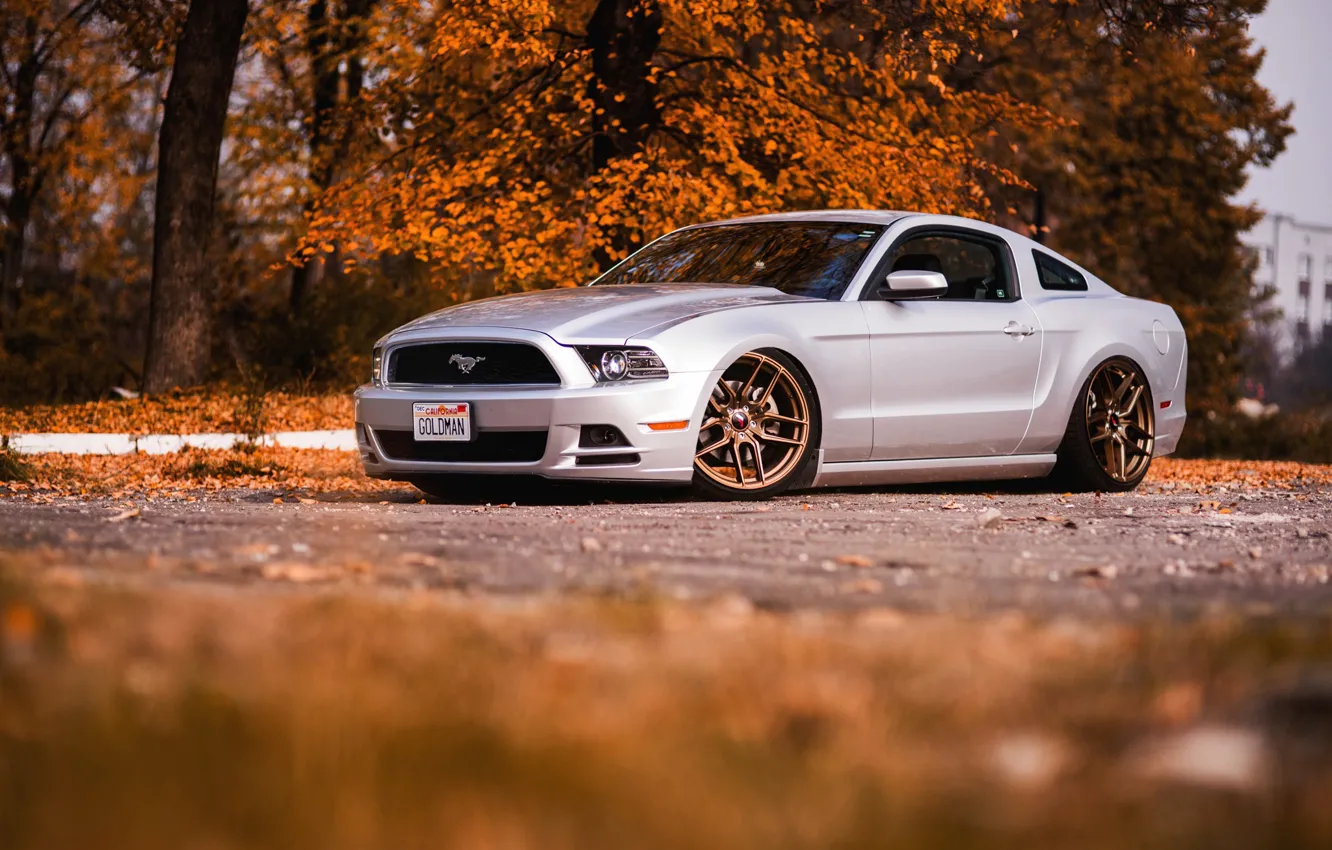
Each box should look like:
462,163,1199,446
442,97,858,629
355,211,1187,499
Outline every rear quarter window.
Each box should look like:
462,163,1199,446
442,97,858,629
1033,250,1088,292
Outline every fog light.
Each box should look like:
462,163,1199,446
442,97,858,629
601,350,629,380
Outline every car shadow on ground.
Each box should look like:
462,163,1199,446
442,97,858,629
404,476,690,507
341,474,1069,507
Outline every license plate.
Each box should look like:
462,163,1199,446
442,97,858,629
413,402,471,441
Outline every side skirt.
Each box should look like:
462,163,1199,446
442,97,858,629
812,453,1058,488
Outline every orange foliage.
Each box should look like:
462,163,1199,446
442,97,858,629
302,0,1050,291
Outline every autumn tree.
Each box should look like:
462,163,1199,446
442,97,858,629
978,0,1291,414
299,0,1044,296
142,0,250,393
0,0,168,402
0,0,149,334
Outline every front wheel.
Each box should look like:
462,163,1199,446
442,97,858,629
1053,357,1156,492
691,350,820,500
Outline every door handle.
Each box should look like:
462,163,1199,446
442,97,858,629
1003,322,1035,336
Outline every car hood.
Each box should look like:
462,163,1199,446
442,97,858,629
391,284,805,342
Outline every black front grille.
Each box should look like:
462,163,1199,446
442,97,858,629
373,428,547,463
388,342,560,386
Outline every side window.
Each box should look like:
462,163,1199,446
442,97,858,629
881,233,1014,301
1034,251,1088,292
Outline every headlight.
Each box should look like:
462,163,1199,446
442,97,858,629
371,347,384,385
576,346,668,382
601,350,629,380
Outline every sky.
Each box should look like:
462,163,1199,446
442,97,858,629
1236,0,1332,225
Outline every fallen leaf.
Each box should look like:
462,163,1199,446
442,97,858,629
42,567,84,587
991,733,1070,789
1074,564,1118,580
835,554,874,568
1153,682,1204,726
261,562,333,583
1129,725,1271,793
840,578,883,595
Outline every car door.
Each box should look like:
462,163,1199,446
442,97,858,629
860,226,1042,460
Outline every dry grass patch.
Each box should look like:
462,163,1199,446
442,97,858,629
2,562,1332,849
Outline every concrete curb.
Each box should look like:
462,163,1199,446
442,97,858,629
6,429,356,455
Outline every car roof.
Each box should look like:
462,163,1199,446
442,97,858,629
686,210,919,228
676,210,1122,298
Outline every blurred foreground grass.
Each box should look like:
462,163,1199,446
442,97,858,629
3,557,1332,849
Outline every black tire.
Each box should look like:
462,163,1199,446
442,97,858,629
690,349,821,501
1052,357,1155,493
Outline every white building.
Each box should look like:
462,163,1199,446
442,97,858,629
1243,213,1332,358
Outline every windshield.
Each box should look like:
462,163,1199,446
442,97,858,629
594,221,885,300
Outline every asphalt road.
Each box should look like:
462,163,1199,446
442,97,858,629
3,478,1330,619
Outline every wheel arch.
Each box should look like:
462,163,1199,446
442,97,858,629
1023,297,1176,455
693,344,826,494
1052,353,1158,491
634,300,873,465
702,341,826,442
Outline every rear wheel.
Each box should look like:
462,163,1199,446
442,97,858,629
1053,357,1155,492
691,350,820,500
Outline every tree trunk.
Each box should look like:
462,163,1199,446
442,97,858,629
0,207,29,334
586,0,662,174
0,16,39,337
585,0,661,271
142,0,249,393
289,0,338,316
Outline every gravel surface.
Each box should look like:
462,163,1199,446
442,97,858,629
3,479,1330,618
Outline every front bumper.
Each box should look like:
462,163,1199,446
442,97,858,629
354,372,713,483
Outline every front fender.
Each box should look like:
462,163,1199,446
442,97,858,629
633,301,874,462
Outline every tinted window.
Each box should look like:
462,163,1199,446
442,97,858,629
595,222,884,300
1033,251,1088,291
877,233,1013,301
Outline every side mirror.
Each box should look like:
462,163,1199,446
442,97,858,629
878,270,948,301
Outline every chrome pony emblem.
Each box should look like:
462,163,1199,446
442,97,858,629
448,354,485,374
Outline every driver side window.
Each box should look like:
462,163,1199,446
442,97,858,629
883,233,1014,301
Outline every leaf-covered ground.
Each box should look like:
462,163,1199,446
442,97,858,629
3,447,1332,502
1,447,402,501
0,389,352,435
5,393,1332,497
2,565,1331,849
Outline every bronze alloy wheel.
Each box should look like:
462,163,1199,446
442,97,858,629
694,352,812,494
1084,359,1155,484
